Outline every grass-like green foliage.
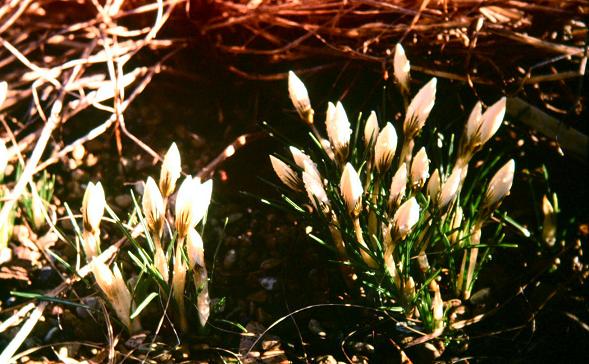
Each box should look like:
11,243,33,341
268,44,520,335
0,143,55,251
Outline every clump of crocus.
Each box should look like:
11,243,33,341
141,144,212,332
268,49,516,339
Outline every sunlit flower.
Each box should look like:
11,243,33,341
388,163,407,208
82,181,105,233
478,97,506,145
289,146,312,169
426,169,441,201
542,194,557,247
288,71,313,124
410,147,429,187
326,101,351,157
364,111,380,147
175,176,213,239
482,159,514,209
464,101,483,147
269,155,301,191
302,161,329,210
403,78,437,138
159,143,181,198
186,227,205,269
340,163,363,214
438,167,462,208
142,177,165,235
81,229,100,259
393,197,420,238
393,43,410,92
374,122,398,172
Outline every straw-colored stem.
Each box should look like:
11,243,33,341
173,236,188,332
399,138,415,168
367,177,380,241
353,216,377,268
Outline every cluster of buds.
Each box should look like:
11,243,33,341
273,44,515,332
141,143,212,332
82,143,212,334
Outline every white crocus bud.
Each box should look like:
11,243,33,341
482,159,515,210
364,111,380,147
410,147,429,188
464,101,483,147
0,138,8,177
326,102,351,157
289,146,312,169
175,176,213,239
186,227,205,269
302,161,329,210
0,82,7,108
438,167,462,208
427,169,441,201
430,280,444,330
393,43,410,92
142,177,165,235
478,97,506,145
542,194,557,247
82,182,105,233
288,71,313,124
403,78,437,138
92,260,140,332
393,197,420,239
374,122,398,173
269,155,301,191
159,143,181,198
388,163,407,208
340,163,363,214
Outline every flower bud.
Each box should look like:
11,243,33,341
483,159,514,210
159,143,181,198
269,155,301,191
142,177,165,235
302,162,329,210
410,147,429,188
438,167,462,208
340,163,363,214
325,101,351,157
288,71,313,124
426,169,441,201
186,227,205,269
478,97,506,145
82,181,105,233
542,194,557,247
393,197,420,238
393,43,410,92
388,163,407,208
374,122,398,173
403,78,436,138
289,146,312,169
364,111,380,147
175,176,213,239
